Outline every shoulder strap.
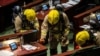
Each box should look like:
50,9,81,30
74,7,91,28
59,12,66,33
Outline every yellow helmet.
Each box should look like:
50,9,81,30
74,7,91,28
75,30,90,46
48,9,59,25
24,9,36,21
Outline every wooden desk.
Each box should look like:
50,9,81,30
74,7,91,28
0,30,34,41
4,43,47,56
0,0,17,7
53,45,96,56
0,30,47,56
36,0,83,21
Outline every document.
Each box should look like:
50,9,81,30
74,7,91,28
80,25,91,29
22,44,37,50
0,50,14,56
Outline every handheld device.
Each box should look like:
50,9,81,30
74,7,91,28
9,42,18,51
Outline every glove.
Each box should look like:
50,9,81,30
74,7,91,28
39,38,45,44
61,36,69,46
20,30,27,32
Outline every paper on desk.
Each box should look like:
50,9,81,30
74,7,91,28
66,0,80,5
80,25,91,29
62,0,80,8
72,0,80,2
0,50,14,56
62,3,72,8
22,44,37,50
67,1,78,5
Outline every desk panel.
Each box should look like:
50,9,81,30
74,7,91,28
4,43,47,56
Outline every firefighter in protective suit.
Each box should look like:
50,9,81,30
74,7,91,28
75,30,91,48
39,9,70,55
75,28,95,48
14,8,39,32
83,12,100,47
76,13,97,48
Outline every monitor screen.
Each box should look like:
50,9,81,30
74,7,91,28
9,42,17,51
22,30,38,44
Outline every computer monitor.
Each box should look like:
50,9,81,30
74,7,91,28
22,30,38,44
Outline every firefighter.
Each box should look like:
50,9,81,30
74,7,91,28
12,5,22,31
82,12,100,47
39,9,70,55
14,8,39,33
75,30,95,49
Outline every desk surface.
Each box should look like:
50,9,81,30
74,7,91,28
4,43,47,56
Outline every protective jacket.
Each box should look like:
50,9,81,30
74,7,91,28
41,11,70,49
14,14,39,32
